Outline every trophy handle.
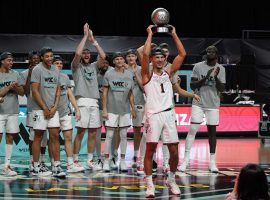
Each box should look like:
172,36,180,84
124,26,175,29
152,24,172,33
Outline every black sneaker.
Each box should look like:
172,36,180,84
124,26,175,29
40,161,50,172
32,165,52,177
52,165,66,178
152,160,157,173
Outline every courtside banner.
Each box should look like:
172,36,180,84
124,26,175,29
174,105,260,132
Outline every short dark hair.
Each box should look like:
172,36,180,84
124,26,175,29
112,52,125,60
206,45,218,54
150,47,166,57
39,47,53,56
237,164,269,200
126,49,138,56
28,50,39,60
53,55,63,63
159,43,169,49
0,52,13,61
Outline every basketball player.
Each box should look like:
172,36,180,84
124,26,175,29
53,56,84,173
125,49,145,168
142,25,186,197
31,47,64,177
0,52,24,176
94,55,112,170
178,45,226,173
20,51,50,173
72,23,106,170
102,52,136,172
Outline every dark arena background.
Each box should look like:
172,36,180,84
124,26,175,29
1,1,270,199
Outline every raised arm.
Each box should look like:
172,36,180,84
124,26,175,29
88,28,106,60
166,26,186,75
141,25,154,85
71,23,89,68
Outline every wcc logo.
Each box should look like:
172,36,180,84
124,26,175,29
0,81,13,88
44,76,58,88
112,81,125,87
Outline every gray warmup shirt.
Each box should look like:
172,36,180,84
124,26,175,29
72,62,99,99
103,69,134,115
31,63,60,110
126,66,145,105
0,69,23,114
191,61,226,109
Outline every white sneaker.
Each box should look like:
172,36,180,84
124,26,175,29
32,165,52,177
2,165,17,176
178,159,189,172
119,160,128,172
52,165,66,178
86,160,94,170
74,160,85,171
110,158,118,170
67,163,84,173
93,159,103,171
145,184,155,198
137,165,145,176
103,159,110,172
166,179,181,195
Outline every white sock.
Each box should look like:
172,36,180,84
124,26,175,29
40,154,45,163
54,160,60,167
88,153,93,161
73,154,79,161
67,157,73,165
146,175,153,186
5,144,13,167
30,155,33,163
34,162,39,168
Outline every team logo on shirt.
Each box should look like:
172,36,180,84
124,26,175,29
201,75,215,86
0,81,13,88
83,69,95,81
44,76,58,88
111,81,130,91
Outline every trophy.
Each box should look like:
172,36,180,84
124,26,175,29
151,8,172,33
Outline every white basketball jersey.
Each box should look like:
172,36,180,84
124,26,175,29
144,71,174,115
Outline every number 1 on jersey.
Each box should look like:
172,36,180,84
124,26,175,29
160,83,165,93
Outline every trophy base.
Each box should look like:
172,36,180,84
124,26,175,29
152,26,172,33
